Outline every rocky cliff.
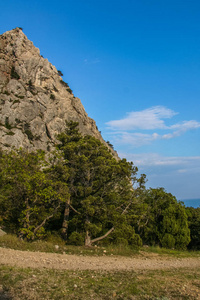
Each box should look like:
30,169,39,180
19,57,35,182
0,28,116,155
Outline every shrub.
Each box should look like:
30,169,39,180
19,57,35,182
67,87,73,94
28,80,33,89
6,131,15,136
186,207,200,250
106,141,114,149
24,122,34,140
115,238,129,246
129,234,143,249
11,66,20,80
68,232,84,246
13,100,20,104
5,117,12,129
50,93,55,100
3,91,10,95
161,233,175,249
14,95,24,99
60,80,69,88
25,129,34,140
58,70,63,76
15,118,22,124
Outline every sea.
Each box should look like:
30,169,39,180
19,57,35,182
178,199,200,208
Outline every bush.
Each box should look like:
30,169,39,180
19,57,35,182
5,117,12,130
50,93,55,100
58,70,63,76
161,233,175,249
68,232,84,246
3,90,10,95
129,234,143,249
28,80,34,91
23,122,34,140
60,80,69,88
132,188,191,250
25,129,34,140
6,131,15,136
11,66,20,80
13,100,20,105
106,141,114,149
186,207,200,250
115,238,129,246
67,87,73,94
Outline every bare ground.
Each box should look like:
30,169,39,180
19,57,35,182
0,247,200,271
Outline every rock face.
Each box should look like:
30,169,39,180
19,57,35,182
0,28,116,156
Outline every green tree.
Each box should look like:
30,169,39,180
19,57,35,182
131,188,190,249
0,149,68,240
56,121,141,246
186,206,200,250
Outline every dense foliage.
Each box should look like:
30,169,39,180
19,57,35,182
0,122,199,249
186,206,200,250
53,121,143,247
130,188,190,250
0,149,68,240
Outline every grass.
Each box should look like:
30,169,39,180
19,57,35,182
141,245,200,258
0,265,199,299
0,234,139,256
0,234,67,254
1,234,200,258
0,234,200,299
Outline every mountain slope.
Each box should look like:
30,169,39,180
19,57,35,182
0,27,115,155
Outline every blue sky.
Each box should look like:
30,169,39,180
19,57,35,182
1,0,200,202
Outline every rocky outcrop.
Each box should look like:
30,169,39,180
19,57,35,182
0,28,117,156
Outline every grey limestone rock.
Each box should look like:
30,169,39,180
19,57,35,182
0,28,117,157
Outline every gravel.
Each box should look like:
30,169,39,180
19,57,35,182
0,247,200,271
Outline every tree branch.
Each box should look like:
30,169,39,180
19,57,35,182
91,227,115,244
33,204,61,236
69,204,81,215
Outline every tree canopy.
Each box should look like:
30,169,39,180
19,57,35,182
130,188,191,250
55,121,142,246
0,121,197,250
0,149,68,240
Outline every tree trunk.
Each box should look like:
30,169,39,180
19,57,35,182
61,197,70,240
85,230,92,246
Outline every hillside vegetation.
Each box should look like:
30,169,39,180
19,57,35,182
0,121,199,250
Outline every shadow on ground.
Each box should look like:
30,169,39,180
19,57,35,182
0,290,13,300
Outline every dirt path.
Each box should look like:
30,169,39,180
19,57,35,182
0,247,200,271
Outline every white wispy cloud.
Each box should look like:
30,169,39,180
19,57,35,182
108,107,200,199
118,152,200,199
106,106,200,147
112,132,160,147
120,152,200,167
106,106,177,130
